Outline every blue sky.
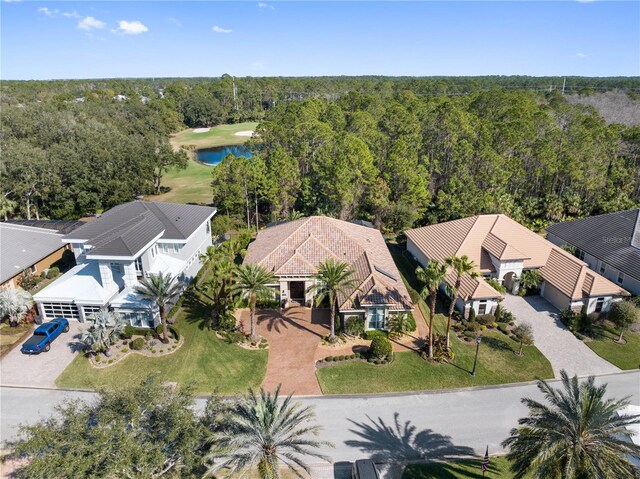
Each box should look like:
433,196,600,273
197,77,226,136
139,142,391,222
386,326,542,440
1,1,638,79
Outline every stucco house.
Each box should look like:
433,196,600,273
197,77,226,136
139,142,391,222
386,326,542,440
0,223,74,289
243,216,413,330
405,214,629,317
33,201,216,327
547,209,640,296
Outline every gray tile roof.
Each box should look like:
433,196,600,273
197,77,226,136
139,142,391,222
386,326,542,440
5,219,85,235
546,209,640,281
64,201,216,258
0,223,66,283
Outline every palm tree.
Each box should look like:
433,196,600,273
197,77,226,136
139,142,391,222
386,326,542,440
416,261,448,360
502,371,640,478
0,287,34,327
307,258,357,342
204,256,236,327
80,309,128,355
519,269,543,294
205,386,332,478
134,272,183,343
233,264,276,343
0,195,17,221
443,255,478,350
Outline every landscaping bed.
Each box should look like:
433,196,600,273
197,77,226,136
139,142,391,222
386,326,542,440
0,322,33,358
89,333,183,368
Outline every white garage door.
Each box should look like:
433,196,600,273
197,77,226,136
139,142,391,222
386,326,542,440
41,302,79,321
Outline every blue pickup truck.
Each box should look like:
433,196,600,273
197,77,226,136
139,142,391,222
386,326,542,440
21,317,70,354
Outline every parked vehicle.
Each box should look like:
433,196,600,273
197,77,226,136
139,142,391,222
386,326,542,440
21,318,69,354
352,460,380,479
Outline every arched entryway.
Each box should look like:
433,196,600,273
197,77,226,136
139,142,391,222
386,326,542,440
503,272,519,294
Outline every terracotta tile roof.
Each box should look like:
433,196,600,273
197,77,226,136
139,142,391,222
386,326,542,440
406,214,628,301
244,216,413,312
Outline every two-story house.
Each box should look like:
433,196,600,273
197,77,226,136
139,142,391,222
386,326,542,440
33,201,216,327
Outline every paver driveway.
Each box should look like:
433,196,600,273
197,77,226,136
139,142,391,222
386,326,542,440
0,321,86,388
503,295,620,378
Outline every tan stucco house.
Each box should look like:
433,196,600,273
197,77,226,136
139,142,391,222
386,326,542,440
405,214,629,317
243,216,413,330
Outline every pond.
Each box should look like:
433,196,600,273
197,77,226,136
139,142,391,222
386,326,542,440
196,144,253,165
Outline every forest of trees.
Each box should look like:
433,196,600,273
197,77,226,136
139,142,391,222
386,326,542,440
1,75,639,230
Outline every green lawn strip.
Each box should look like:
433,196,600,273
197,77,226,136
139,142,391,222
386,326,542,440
171,122,259,149
56,288,267,394
148,159,213,204
403,457,526,479
585,322,640,370
317,320,553,394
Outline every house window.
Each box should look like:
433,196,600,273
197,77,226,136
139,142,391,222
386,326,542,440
367,307,385,330
162,243,169,254
120,310,154,328
575,249,585,261
134,257,143,275
173,244,181,254
595,297,605,313
478,300,488,315
617,272,624,285
206,222,211,235
599,264,606,274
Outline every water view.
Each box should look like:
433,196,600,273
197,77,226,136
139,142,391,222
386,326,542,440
196,144,253,165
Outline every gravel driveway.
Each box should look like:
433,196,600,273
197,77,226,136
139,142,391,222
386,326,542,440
0,321,86,388
502,295,620,378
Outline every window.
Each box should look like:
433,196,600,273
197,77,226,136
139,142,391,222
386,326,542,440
173,243,181,254
599,264,606,274
478,300,487,315
120,310,154,328
594,297,605,313
206,221,210,234
162,243,169,254
575,249,585,261
41,302,79,321
617,272,624,285
367,307,385,330
110,262,122,275
83,305,102,321
134,257,143,275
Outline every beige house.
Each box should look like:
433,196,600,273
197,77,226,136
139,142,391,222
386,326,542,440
405,214,629,317
243,216,413,330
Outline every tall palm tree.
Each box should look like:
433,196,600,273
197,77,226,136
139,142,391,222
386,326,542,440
444,255,478,350
0,287,34,327
416,260,448,360
307,258,357,342
502,371,640,478
233,264,276,343
80,309,128,355
204,256,236,326
205,385,332,478
134,272,183,343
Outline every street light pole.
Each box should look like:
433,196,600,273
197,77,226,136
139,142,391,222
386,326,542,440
472,335,482,376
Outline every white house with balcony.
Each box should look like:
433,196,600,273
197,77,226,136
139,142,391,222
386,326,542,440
33,201,216,327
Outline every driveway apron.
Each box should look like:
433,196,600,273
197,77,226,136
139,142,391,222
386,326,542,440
502,295,620,378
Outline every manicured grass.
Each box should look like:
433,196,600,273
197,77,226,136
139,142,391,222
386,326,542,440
171,122,258,149
586,322,640,370
56,288,267,394
0,322,32,358
317,324,553,394
147,159,214,204
403,457,526,479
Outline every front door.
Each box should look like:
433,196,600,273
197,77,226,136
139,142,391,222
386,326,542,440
289,281,305,301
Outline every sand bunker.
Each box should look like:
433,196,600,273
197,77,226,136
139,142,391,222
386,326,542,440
234,130,254,137
192,127,210,133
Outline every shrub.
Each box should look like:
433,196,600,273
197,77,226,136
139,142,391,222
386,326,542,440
463,330,477,340
421,333,454,363
575,332,585,341
609,301,639,341
325,356,334,362
486,278,507,294
465,322,481,333
121,325,135,339
468,308,476,323
494,304,503,322
121,348,129,353
95,355,101,362
223,330,245,345
18,272,39,290
559,309,580,332
155,324,164,335
369,336,393,361
108,359,114,364
151,349,157,354
345,316,365,336
364,330,388,341
480,325,487,331
130,338,145,351
387,312,416,339
491,322,498,329
45,267,60,279
477,314,496,325
216,313,237,332
169,326,180,341
498,323,510,334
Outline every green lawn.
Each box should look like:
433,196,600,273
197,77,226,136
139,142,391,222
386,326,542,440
171,122,259,149
586,322,640,370
148,159,214,204
403,457,526,479
56,288,267,394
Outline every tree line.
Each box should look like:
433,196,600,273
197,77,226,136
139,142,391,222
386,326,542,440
212,88,640,232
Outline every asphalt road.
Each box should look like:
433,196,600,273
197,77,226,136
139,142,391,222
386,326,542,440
2,372,639,467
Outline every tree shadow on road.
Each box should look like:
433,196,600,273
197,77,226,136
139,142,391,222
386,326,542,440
345,412,476,462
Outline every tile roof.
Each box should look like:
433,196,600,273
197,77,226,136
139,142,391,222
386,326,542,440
406,214,628,301
64,201,216,258
0,223,66,284
244,216,413,312
546,209,640,281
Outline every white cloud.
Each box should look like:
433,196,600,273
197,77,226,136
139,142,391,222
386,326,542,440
212,25,232,33
576,52,588,58
167,17,182,27
258,2,275,10
78,16,106,31
38,7,58,17
62,11,81,19
115,20,149,35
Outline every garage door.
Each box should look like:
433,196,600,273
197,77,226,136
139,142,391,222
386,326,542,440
41,302,79,321
541,283,570,311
